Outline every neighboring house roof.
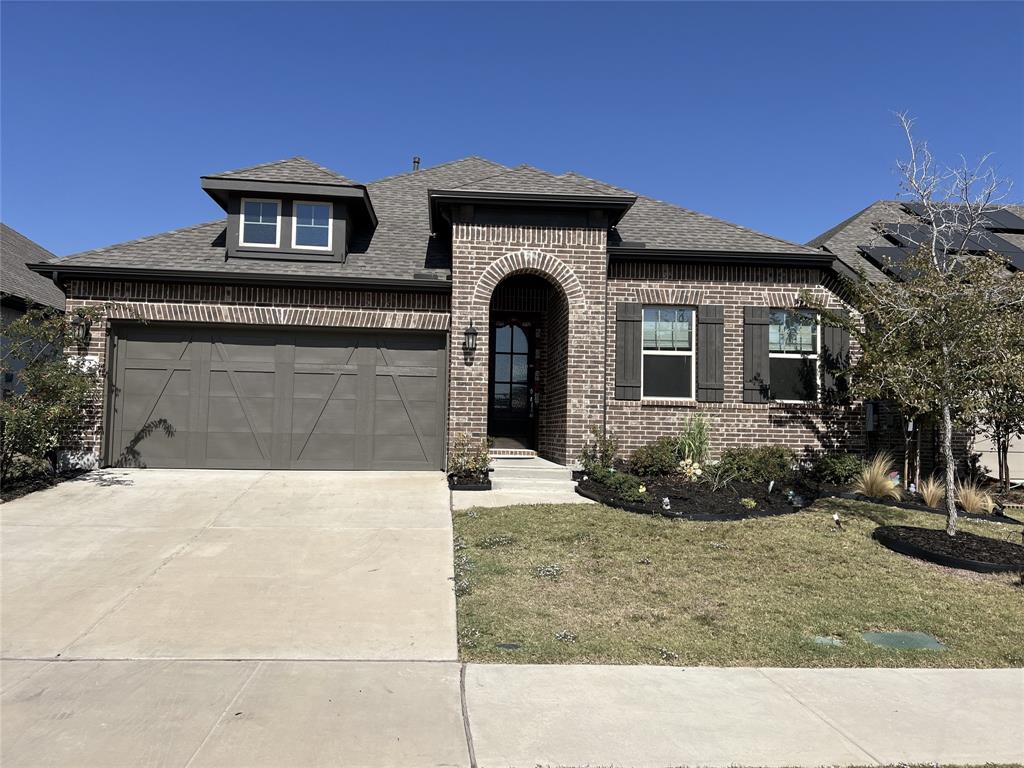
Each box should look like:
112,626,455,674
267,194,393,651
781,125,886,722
203,156,358,186
47,155,826,284
807,200,1024,282
0,223,65,310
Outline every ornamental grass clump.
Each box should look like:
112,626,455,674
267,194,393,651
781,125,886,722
852,452,902,500
956,479,995,515
917,475,945,509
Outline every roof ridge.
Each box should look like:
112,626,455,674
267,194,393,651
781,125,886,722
205,156,300,178
805,200,886,249
60,219,225,261
367,156,507,186
205,156,353,183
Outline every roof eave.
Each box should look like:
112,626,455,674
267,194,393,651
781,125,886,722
27,263,451,293
427,189,637,232
608,246,837,269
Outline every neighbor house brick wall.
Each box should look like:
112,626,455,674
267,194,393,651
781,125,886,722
65,279,450,465
449,221,607,464
604,261,867,460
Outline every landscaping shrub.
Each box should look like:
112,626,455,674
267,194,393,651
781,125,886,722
719,446,797,483
587,465,649,503
917,475,945,509
628,437,680,477
1,307,104,483
674,415,711,464
956,478,995,515
579,424,618,473
448,433,490,482
811,452,865,484
851,452,902,500
700,461,736,492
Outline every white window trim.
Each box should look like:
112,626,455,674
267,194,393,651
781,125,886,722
640,305,697,402
291,200,333,251
240,198,281,248
768,309,820,404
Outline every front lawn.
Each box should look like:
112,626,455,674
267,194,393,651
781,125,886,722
453,498,1023,667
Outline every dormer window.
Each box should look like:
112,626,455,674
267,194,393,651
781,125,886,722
240,199,280,247
293,202,332,250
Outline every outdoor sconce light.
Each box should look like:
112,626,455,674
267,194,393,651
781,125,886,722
69,312,92,346
463,320,478,354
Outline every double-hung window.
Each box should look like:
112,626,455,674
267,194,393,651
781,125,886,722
641,306,695,399
240,199,280,247
768,309,819,402
293,201,332,250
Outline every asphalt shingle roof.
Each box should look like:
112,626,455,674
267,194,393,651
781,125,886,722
1,224,65,310
449,165,630,197
806,201,1024,281
204,157,358,186
51,156,825,282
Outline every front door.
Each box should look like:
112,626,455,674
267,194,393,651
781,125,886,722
488,318,535,449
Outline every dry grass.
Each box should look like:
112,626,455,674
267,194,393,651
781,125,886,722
958,479,996,515
852,452,902,500
453,498,1023,668
918,475,946,508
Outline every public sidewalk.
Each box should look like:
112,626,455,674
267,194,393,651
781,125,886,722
3,660,1021,767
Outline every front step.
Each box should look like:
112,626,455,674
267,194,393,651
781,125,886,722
489,457,573,482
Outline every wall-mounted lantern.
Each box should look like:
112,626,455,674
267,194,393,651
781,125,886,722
463,319,478,354
69,312,92,346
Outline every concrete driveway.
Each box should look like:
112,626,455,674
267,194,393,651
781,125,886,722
1,469,456,661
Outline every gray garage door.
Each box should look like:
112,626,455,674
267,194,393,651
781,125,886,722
107,324,447,470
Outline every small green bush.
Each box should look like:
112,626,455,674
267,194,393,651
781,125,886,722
719,445,796,483
628,437,679,477
579,424,618,473
588,465,649,503
811,452,864,484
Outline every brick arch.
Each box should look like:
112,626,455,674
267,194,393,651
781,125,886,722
471,249,586,307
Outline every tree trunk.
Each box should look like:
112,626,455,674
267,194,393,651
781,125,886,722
941,402,958,536
914,426,922,488
999,431,1010,493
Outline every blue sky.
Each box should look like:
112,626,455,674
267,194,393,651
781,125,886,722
2,1,1022,257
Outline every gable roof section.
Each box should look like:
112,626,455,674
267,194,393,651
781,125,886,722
1,224,65,310
450,165,629,197
204,156,358,186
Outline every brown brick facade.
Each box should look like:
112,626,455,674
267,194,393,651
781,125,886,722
604,261,866,460
65,279,450,462
68,249,884,470
448,221,607,464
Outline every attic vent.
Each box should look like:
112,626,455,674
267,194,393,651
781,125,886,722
412,156,421,171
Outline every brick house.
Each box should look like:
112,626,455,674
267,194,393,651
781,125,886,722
31,156,867,471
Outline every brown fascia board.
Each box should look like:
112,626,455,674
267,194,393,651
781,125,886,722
609,246,841,271
200,177,378,229
427,189,637,232
27,263,451,293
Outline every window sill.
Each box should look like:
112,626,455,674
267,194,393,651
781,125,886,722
640,398,698,408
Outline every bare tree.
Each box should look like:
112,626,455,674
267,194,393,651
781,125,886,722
819,114,1023,535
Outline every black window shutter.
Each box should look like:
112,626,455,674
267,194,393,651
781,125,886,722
696,305,724,402
615,302,642,400
821,310,851,404
743,306,771,403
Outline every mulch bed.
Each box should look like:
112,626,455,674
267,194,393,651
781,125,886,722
873,525,1024,573
838,492,1024,526
576,476,820,521
448,474,492,491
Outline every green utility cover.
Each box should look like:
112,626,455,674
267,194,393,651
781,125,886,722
861,631,947,651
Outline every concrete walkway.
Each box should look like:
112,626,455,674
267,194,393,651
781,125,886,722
3,660,1020,766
